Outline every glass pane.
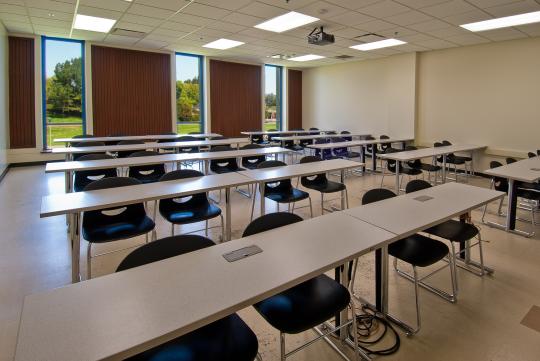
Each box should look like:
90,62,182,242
176,55,202,134
44,39,84,148
264,65,281,131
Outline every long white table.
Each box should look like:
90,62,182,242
378,144,486,193
343,182,504,332
484,156,540,234
41,172,253,282
54,133,222,144
46,147,292,193
273,133,369,142
52,138,250,161
308,138,413,171
241,130,334,136
16,212,397,361
239,159,363,217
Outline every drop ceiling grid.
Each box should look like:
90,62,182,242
0,0,538,66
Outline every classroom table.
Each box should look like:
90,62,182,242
272,133,369,142
239,159,363,217
54,133,222,144
52,137,250,161
40,172,253,283
307,138,413,171
377,144,486,193
484,156,540,235
15,212,397,361
241,130,334,136
46,147,293,193
343,182,504,334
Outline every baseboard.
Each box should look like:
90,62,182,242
0,164,10,183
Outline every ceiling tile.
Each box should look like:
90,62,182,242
443,9,493,25
297,1,350,19
183,2,231,20
0,12,28,23
394,0,450,8
415,37,458,48
153,26,187,37
206,20,246,33
80,0,130,12
104,34,141,45
356,19,398,32
170,12,215,26
195,0,253,11
465,0,523,8
222,12,264,26
25,0,75,13
327,11,375,26
2,20,33,32
121,13,164,26
77,5,123,20
0,3,26,15
136,38,169,48
444,33,491,45
325,0,382,10
516,22,540,35
161,20,201,32
72,29,107,41
114,21,155,33
385,10,434,25
128,4,174,20
357,0,411,17
256,0,316,10
236,27,274,39
408,18,454,31
421,0,478,18
137,0,187,11
480,27,528,40
238,2,287,18
484,0,540,17
27,8,73,21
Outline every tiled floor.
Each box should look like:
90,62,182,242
1,165,539,361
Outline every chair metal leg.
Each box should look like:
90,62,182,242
145,232,149,244
321,193,324,215
87,242,92,280
171,223,175,236
205,220,209,237
250,185,257,221
220,214,225,243
449,243,459,299
411,266,421,335
280,332,286,361
309,197,314,218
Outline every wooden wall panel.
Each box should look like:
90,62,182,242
210,60,261,137
287,69,302,130
9,37,35,149
91,46,172,136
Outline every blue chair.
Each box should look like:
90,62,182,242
73,154,117,192
243,213,361,361
71,141,106,161
250,160,312,220
118,235,260,361
127,151,166,184
240,144,266,170
82,177,156,279
362,189,453,334
209,146,244,174
158,170,224,241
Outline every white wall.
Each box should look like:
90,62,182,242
0,23,8,175
417,36,540,167
302,52,416,138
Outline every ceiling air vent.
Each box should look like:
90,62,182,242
111,28,146,38
334,55,354,60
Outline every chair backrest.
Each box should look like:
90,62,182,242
83,177,147,225
299,156,327,186
528,152,536,158
157,132,178,143
380,135,390,139
362,188,397,205
241,144,265,168
210,146,239,171
128,151,166,180
433,142,447,162
379,135,391,151
116,140,145,158
158,169,208,208
405,179,432,193
383,148,399,171
442,140,452,146
309,127,320,135
403,146,421,168
74,154,117,192
73,141,105,148
341,131,352,141
489,161,508,192
72,134,95,139
176,136,199,153
243,212,303,237
256,160,292,192
365,135,376,152
116,235,215,272
505,157,517,164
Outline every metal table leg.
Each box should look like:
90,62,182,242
70,212,81,283
395,161,400,194
259,182,265,216
506,179,517,231
225,187,232,241
442,154,447,183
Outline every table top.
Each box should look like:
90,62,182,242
239,159,362,182
46,147,292,173
51,138,250,155
344,182,504,237
54,133,222,143
377,144,486,161
307,138,413,150
273,133,370,141
41,172,252,217
241,130,334,136
484,156,540,183
15,212,397,361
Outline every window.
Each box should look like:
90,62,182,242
175,53,204,134
264,65,282,131
42,37,85,149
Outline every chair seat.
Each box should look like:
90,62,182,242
82,216,155,243
254,274,350,334
445,157,466,165
160,203,222,225
265,188,310,203
303,180,346,194
453,155,472,162
389,234,449,267
419,163,441,172
132,173,164,184
401,167,423,176
518,187,540,201
126,313,258,361
425,220,479,242
211,166,245,174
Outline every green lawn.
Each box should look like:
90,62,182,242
48,124,83,148
47,115,83,124
177,123,202,134
264,121,278,131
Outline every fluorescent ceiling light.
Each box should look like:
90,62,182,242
203,38,245,50
349,38,406,51
255,11,319,33
74,14,116,33
289,54,325,62
460,11,540,32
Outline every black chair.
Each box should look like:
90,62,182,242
341,130,352,141
434,141,467,181
313,138,337,160
209,146,244,174
250,160,313,220
117,140,145,158
105,133,127,145
404,146,441,184
157,132,179,153
72,141,106,160
506,157,517,164
176,136,200,153
379,134,391,153
118,235,259,361
73,154,117,192
70,133,95,146
362,189,453,334
528,152,536,158
266,128,280,145
299,156,348,214
442,140,473,172
243,213,362,361
380,148,422,189
308,127,320,135
82,177,156,279
158,170,224,240
406,179,488,288
127,151,166,184
241,144,266,170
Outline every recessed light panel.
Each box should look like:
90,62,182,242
350,38,406,51
461,11,540,32
203,38,245,50
255,11,319,33
289,54,325,62
74,14,116,33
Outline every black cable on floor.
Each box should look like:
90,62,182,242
348,305,400,356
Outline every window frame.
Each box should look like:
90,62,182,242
174,52,205,134
41,36,86,149
264,64,283,131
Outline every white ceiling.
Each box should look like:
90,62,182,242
1,0,540,67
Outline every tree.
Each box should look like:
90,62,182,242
46,57,82,116
265,93,276,107
176,80,200,122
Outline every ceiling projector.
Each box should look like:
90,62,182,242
308,27,335,46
